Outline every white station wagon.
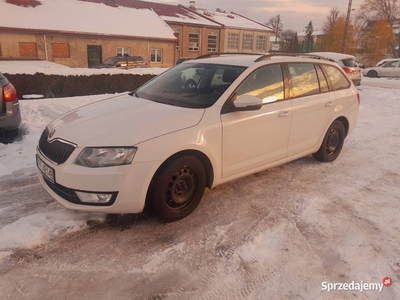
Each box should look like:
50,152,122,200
37,54,360,222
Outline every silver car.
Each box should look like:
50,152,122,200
310,52,362,86
363,59,400,78
0,72,21,142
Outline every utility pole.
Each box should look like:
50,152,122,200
341,0,353,53
275,14,280,43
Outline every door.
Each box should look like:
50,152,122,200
287,63,333,156
221,64,292,178
384,60,400,77
87,45,102,67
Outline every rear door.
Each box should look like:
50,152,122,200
380,60,400,77
287,63,334,156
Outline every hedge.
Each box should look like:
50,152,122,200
3,73,157,98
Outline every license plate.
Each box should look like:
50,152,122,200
36,155,55,184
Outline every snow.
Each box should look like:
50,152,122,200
0,0,176,40
22,94,44,99
0,60,168,76
0,210,106,249
196,9,273,31
161,11,221,27
0,76,400,297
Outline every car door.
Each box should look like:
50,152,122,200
380,60,399,77
287,63,334,156
221,64,292,178
386,60,400,77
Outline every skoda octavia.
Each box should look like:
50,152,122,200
37,54,359,222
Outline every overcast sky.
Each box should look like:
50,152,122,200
157,0,364,32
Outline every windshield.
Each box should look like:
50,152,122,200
103,58,118,65
135,63,246,108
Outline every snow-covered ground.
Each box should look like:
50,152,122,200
0,60,168,76
0,77,399,298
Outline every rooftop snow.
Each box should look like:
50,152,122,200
298,30,324,37
196,9,273,31
0,0,176,40
81,0,221,27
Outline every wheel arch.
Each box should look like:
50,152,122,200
335,116,349,137
153,149,214,189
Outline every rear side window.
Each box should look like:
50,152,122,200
315,64,329,93
322,65,350,90
342,59,355,67
287,63,319,98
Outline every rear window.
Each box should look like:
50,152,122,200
287,63,320,98
342,59,355,67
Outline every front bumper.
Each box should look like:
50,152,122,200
37,148,158,214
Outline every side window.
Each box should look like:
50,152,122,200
322,65,350,90
315,64,329,92
287,63,319,98
235,64,284,104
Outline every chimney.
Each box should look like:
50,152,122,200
189,1,196,10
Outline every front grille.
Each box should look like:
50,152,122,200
38,129,76,164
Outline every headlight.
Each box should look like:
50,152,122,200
75,147,137,168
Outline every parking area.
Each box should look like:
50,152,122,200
0,84,399,299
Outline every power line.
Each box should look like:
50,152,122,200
287,0,331,22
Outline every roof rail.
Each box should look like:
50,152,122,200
195,52,265,60
254,53,330,62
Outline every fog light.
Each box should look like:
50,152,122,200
76,191,113,203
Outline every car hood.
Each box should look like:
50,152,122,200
47,95,205,147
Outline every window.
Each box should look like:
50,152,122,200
174,29,180,51
243,35,253,50
151,49,163,63
19,42,38,57
322,65,350,90
383,60,399,68
189,33,199,51
207,32,218,52
117,47,130,56
228,33,239,49
288,63,320,98
315,64,329,92
51,43,70,58
236,64,284,104
256,36,266,51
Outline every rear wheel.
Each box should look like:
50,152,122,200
146,155,206,222
313,120,345,162
367,70,378,78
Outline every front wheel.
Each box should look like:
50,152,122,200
367,70,378,78
313,120,345,162
146,155,206,222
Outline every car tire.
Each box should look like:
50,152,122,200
367,70,378,78
146,155,206,222
185,79,197,89
312,120,345,162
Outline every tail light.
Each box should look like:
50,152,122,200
357,91,360,105
343,68,354,74
3,82,18,102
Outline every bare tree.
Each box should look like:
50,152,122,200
267,14,283,42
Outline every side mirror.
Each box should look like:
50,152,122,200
233,95,262,111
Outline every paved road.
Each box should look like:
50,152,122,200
0,86,400,299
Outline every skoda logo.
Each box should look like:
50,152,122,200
48,129,56,140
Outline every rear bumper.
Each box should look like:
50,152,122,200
0,100,21,131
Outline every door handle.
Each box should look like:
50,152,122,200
278,111,289,117
325,101,334,107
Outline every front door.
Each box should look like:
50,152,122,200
87,45,102,67
221,64,291,178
